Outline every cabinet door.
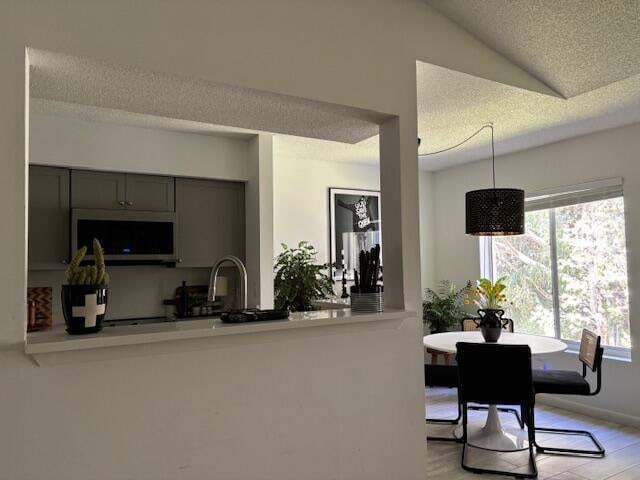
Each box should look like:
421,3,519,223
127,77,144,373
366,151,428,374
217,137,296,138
71,170,126,209
125,174,175,212
28,166,70,270
176,178,245,267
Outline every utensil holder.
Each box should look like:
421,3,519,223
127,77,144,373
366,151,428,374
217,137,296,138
350,292,384,313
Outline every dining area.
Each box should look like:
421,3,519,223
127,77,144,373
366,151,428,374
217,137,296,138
421,276,623,479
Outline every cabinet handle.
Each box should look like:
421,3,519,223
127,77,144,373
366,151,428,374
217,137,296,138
61,260,68,265
118,201,126,206
125,201,133,207
177,258,183,263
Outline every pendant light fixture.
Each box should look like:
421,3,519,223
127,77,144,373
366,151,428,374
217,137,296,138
465,124,524,235
419,123,525,236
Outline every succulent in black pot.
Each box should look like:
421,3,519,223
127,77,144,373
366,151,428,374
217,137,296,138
62,238,110,335
470,276,511,342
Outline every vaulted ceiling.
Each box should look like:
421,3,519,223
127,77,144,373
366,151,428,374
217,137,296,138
29,3,640,172
417,0,640,170
424,0,640,99
276,1,640,171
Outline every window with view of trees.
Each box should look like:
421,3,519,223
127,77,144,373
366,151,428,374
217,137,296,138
486,186,630,351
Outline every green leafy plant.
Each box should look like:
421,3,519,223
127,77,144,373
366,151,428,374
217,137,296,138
472,276,509,310
274,241,334,312
65,238,110,286
423,281,470,333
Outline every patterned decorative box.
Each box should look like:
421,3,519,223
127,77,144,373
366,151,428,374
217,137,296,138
27,287,53,331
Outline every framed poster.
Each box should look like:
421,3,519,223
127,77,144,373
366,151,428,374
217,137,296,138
329,188,382,281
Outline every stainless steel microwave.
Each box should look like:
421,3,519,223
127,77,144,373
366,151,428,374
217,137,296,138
71,209,178,264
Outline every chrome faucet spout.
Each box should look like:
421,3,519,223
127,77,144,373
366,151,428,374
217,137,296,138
207,255,248,310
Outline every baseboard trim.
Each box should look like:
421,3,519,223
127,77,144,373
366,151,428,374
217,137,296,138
538,395,640,428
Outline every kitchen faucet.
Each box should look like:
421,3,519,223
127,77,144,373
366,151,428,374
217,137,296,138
207,255,248,310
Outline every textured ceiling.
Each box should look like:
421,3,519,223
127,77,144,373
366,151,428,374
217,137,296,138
275,61,640,171
416,62,640,170
28,8,640,173
424,0,640,98
267,2,640,171
29,48,388,144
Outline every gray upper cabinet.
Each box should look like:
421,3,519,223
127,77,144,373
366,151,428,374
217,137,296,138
71,170,126,210
125,174,175,212
176,178,245,267
71,170,174,211
29,166,70,270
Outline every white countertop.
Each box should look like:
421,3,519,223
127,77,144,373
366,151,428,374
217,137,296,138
26,308,413,355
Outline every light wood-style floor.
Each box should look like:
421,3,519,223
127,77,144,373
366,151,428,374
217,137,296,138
425,387,640,479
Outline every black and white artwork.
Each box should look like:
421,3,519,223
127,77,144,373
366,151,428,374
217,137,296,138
329,188,382,281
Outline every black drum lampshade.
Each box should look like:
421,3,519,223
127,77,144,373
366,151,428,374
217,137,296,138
419,123,525,236
466,188,525,236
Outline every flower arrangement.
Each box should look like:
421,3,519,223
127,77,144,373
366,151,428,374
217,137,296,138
466,276,510,310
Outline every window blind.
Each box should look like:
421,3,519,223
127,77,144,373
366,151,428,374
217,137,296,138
525,178,623,212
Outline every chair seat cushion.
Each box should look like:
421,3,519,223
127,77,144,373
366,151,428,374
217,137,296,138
425,364,458,388
533,369,590,395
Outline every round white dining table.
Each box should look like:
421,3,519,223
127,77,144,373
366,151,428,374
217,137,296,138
423,331,567,452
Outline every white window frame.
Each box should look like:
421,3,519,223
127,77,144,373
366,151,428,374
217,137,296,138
481,178,631,360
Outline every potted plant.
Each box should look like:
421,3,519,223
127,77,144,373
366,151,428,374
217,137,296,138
469,276,511,342
423,281,470,334
62,238,109,335
274,241,334,312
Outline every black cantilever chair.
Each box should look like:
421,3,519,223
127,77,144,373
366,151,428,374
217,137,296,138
461,317,522,425
425,317,523,442
457,342,538,479
424,364,463,442
532,329,605,457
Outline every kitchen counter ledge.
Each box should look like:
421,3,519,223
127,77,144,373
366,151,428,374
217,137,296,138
25,308,414,356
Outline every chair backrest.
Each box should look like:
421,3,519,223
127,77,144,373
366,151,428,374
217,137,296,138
579,329,603,372
461,318,478,331
456,342,533,407
461,317,514,332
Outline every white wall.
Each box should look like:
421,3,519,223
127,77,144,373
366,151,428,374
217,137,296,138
271,150,438,300
431,123,640,421
0,1,561,478
246,134,275,309
419,171,436,292
273,150,380,266
30,112,250,180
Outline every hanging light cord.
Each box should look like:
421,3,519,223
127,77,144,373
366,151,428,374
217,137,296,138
490,123,495,189
419,122,496,188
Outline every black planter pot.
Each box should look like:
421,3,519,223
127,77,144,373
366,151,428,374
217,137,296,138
475,308,508,342
61,285,108,335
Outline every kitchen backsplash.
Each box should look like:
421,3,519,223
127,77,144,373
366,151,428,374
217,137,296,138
28,267,213,324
